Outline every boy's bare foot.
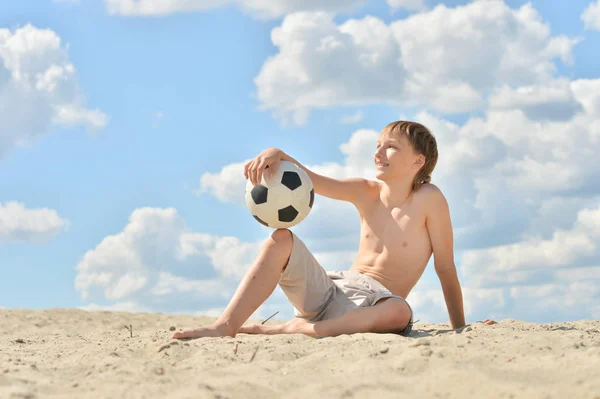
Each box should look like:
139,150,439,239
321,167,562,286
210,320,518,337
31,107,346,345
172,324,232,339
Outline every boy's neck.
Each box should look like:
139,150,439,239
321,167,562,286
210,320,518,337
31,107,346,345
380,178,414,208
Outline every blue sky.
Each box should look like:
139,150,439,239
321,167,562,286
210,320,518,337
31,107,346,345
1,0,600,324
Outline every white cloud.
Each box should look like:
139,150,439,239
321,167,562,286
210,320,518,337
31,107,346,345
463,206,600,280
582,0,600,30
0,201,69,243
0,24,107,159
387,0,426,11
197,160,250,205
74,207,262,308
340,111,364,124
488,78,583,121
194,307,226,318
151,272,232,298
416,78,600,247
254,2,579,124
53,105,109,130
105,0,229,16
105,0,367,19
78,301,149,313
571,78,600,116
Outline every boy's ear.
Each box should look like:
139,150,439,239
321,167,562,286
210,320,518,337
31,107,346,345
414,154,425,166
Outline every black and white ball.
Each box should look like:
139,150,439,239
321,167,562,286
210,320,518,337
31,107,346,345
245,160,314,229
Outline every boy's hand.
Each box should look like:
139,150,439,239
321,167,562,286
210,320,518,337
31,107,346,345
244,148,283,186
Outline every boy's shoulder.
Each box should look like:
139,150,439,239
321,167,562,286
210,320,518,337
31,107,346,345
358,180,447,215
415,183,447,207
415,182,443,197
362,180,445,200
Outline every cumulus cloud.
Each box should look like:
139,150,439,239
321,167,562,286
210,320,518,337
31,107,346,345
105,0,367,19
254,2,579,124
387,0,426,11
197,160,249,206
463,206,600,282
582,0,600,30
78,301,149,313
340,111,364,124
53,105,108,129
418,78,600,248
75,207,243,301
0,24,107,159
0,201,69,243
488,79,583,121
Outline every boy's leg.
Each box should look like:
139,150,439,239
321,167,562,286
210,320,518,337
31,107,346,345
173,228,293,339
239,297,412,337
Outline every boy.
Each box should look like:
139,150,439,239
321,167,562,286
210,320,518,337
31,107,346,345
173,120,466,339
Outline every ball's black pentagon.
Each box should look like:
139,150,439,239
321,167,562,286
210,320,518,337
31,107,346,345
281,171,302,191
252,214,269,227
278,206,299,222
309,189,314,208
250,184,268,205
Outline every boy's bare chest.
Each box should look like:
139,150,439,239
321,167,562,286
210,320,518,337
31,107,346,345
358,203,429,255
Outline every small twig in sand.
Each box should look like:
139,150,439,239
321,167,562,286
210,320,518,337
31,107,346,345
261,311,279,325
158,344,170,353
249,345,259,363
234,343,239,355
129,324,133,338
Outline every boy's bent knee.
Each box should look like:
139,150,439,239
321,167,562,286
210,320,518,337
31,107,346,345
268,229,293,271
376,298,412,332
270,228,292,243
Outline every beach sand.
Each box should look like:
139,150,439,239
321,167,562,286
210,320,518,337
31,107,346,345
1,309,599,398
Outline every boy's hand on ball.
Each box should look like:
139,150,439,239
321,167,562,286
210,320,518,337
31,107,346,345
244,148,282,185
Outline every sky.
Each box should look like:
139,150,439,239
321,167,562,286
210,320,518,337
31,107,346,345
1,0,600,325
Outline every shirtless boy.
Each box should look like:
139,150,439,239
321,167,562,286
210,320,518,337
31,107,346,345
174,120,466,339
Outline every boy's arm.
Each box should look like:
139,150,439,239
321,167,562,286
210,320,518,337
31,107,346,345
245,147,371,205
425,185,466,330
281,151,372,205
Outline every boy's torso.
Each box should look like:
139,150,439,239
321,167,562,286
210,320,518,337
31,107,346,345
349,183,433,298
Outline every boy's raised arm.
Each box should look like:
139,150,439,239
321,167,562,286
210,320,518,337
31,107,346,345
244,148,371,206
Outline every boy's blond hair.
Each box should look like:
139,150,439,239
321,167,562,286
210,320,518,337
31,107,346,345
381,121,438,191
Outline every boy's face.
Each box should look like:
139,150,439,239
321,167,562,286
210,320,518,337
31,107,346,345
374,131,423,182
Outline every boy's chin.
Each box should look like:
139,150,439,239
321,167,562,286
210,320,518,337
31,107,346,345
374,169,388,181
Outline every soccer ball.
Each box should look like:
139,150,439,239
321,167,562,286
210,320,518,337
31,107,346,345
245,160,314,229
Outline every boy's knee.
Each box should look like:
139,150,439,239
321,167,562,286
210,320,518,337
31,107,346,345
377,298,412,331
270,228,292,244
268,229,293,271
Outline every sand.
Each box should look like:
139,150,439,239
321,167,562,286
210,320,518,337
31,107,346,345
1,309,599,399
